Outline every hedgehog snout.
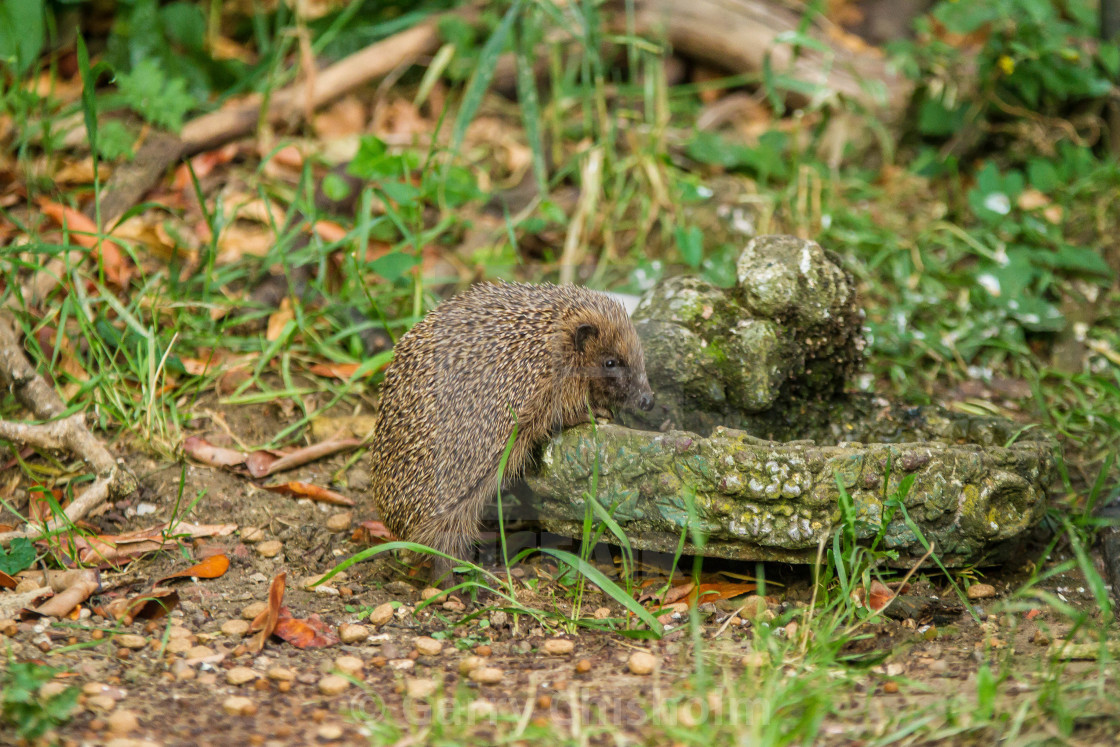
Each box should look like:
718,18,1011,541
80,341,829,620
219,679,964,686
633,374,654,411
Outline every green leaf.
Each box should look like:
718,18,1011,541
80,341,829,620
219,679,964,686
160,2,206,53
378,180,421,207
1099,43,1120,78
1042,245,1113,278
322,172,353,203
116,58,196,132
370,251,420,283
449,1,521,159
674,226,704,269
1027,158,1059,193
0,0,44,75
95,120,136,162
0,537,36,575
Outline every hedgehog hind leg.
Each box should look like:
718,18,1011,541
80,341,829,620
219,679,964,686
408,508,480,585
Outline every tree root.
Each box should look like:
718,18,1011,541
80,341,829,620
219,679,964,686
0,316,137,546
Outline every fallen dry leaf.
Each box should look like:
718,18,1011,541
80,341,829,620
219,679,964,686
251,572,286,654
182,436,248,468
352,520,395,544
102,588,180,622
30,572,101,618
253,438,361,477
0,570,16,589
37,198,132,287
259,481,354,507
158,554,230,585
273,612,340,649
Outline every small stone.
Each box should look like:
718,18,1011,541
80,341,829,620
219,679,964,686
967,584,996,600
256,540,283,558
227,667,260,685
442,599,466,612
882,681,899,694
388,658,415,671
184,645,216,660
241,527,265,543
575,659,592,674
326,512,352,532
469,667,503,684
39,681,70,700
739,595,769,618
317,723,344,741
115,634,147,650
594,607,611,619
338,623,368,643
459,656,484,675
1032,629,1051,646
167,626,192,640
421,587,443,601
334,655,364,678
86,694,117,713
241,602,268,620
543,639,574,655
414,636,443,656
106,709,139,735
268,667,296,681
222,695,257,716
475,645,492,657
318,675,350,696
489,610,508,628
369,602,394,627
628,651,657,675
221,619,251,636
405,678,438,699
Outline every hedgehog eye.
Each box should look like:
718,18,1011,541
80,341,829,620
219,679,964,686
604,358,619,369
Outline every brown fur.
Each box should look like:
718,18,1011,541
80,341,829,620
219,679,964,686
369,282,653,579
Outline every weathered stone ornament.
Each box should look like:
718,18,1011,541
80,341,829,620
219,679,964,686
523,236,1054,567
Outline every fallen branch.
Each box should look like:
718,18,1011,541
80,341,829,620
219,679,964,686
88,13,452,230
0,316,137,546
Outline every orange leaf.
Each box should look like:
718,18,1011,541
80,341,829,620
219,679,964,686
274,612,340,649
101,588,179,622
251,572,286,654
159,554,230,584
182,436,248,468
0,570,16,589
37,198,132,287
868,580,893,611
308,362,363,379
260,481,354,507
352,520,396,544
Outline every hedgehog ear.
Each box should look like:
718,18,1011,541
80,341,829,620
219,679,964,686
574,323,598,352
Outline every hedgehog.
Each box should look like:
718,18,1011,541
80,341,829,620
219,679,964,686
369,281,654,579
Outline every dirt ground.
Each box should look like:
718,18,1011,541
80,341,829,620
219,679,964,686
2,394,1117,747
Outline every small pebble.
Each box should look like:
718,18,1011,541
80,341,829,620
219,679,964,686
265,667,294,682
575,659,592,674
317,723,344,741
227,667,260,685
86,694,117,713
628,651,657,675
459,656,484,675
184,645,216,661
256,540,283,558
469,667,503,684
39,681,70,700
241,602,268,620
475,645,492,657
222,695,257,716
240,527,265,543
543,639,574,655
339,623,368,643
967,583,996,600
116,634,147,650
221,619,251,636
594,607,611,619
882,681,899,694
421,587,443,601
334,655,364,678
467,700,496,719
107,709,139,735
405,678,438,699
318,675,350,696
326,512,352,532
369,603,394,627
414,636,443,656
388,659,415,671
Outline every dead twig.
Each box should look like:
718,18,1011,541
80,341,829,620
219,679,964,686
0,316,137,546
88,13,455,231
